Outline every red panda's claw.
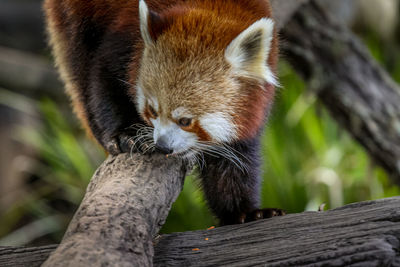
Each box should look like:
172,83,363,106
238,208,286,224
118,134,136,153
105,134,136,155
253,208,286,220
105,139,122,156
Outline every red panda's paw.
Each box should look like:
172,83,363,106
106,133,154,156
105,134,135,156
117,134,137,154
239,208,286,224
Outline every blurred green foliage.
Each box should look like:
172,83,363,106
0,32,399,245
0,100,103,245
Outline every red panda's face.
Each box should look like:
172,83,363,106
136,53,239,156
136,81,238,156
133,0,277,159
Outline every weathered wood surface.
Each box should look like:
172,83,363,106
42,153,186,267
1,197,400,266
282,0,400,184
153,197,400,266
0,245,57,267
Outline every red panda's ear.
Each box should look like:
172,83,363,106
139,0,154,45
139,0,169,46
225,18,278,86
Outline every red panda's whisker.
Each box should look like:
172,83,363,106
117,78,133,87
196,150,206,170
129,141,136,159
221,144,251,164
136,127,153,136
126,123,147,130
170,148,203,170
195,143,248,174
199,141,251,164
201,149,246,174
143,143,155,154
206,145,248,174
187,151,200,169
209,143,250,169
130,130,153,153
138,137,153,152
188,148,205,170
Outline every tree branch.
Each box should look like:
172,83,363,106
281,0,400,184
42,153,186,266
2,197,400,266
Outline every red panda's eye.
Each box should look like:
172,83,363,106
178,118,192,127
148,105,157,118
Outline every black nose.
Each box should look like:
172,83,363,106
155,140,173,155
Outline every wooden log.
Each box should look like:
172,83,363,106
41,153,186,266
1,197,399,266
0,245,57,267
281,0,400,184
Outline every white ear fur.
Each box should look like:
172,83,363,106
225,18,277,86
139,0,153,46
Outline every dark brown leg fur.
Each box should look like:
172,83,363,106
199,137,284,225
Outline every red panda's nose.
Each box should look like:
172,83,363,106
155,139,173,155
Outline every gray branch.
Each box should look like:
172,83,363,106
1,197,400,266
42,153,186,267
281,0,400,183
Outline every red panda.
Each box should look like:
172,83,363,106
44,0,283,225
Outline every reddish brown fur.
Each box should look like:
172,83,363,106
234,82,275,138
131,0,278,140
182,120,212,142
44,0,280,226
143,106,154,126
44,0,278,142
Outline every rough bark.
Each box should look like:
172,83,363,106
41,153,186,267
0,245,57,267
282,0,400,184
2,197,400,266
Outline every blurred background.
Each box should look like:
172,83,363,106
0,0,399,247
